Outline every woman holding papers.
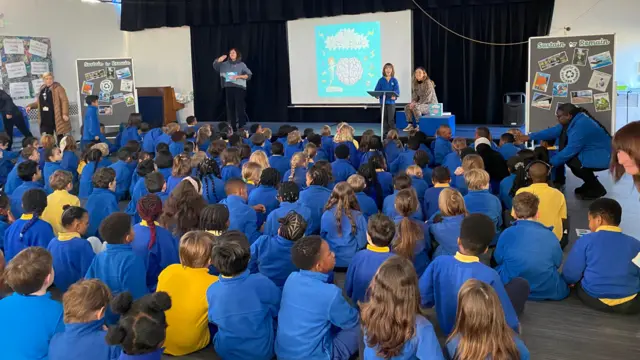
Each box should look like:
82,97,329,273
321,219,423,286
403,67,438,132
26,72,71,139
213,48,253,131
374,63,400,135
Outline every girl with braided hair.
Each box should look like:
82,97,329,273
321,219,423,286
283,152,308,190
249,211,308,288
3,188,54,262
132,194,180,292
197,158,225,204
263,181,313,237
320,182,367,268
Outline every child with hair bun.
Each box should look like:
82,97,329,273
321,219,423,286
283,152,308,190
106,291,172,359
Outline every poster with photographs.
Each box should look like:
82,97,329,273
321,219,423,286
76,58,137,126
528,34,615,133
0,35,53,99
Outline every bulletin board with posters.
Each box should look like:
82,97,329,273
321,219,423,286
526,34,615,133
76,58,137,127
0,35,53,100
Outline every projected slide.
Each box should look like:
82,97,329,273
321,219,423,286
315,22,381,98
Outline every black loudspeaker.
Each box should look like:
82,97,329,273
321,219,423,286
503,92,525,126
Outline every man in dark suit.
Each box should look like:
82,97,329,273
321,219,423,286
0,89,33,149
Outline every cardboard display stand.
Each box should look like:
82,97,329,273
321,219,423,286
527,34,615,134
76,58,137,127
0,35,53,100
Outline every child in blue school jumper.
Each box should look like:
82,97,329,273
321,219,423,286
413,150,433,187
105,291,171,360
132,194,180,292
264,181,313,237
390,136,421,174
451,151,482,196
10,160,43,218
250,133,271,156
463,169,502,244
49,279,121,360
320,182,368,268
248,168,281,228
0,134,18,185
46,206,95,292
433,124,453,165
495,192,568,301
498,132,520,161
345,214,395,305
347,174,378,220
142,126,163,155
220,147,242,182
166,153,191,194
250,211,307,288
197,158,226,204
361,256,445,360
5,145,40,196
419,214,527,336
563,198,640,314
284,130,304,159
0,193,11,251
298,164,333,235
276,235,360,360
406,165,429,210
60,135,79,185
207,231,281,360
79,148,110,199
127,151,152,195
442,137,468,174
85,167,119,238
242,161,262,195
382,174,423,221
0,247,64,359
85,212,148,325
4,188,54,262
119,113,143,148
429,187,467,258
239,144,252,167
308,134,328,161
81,95,107,148
368,154,394,200
331,144,357,183
126,159,157,223
269,141,290,178
169,131,187,157
499,156,519,210
393,189,430,276
109,148,134,201
320,125,335,161
39,134,56,172
219,178,263,243
283,152,308,190
154,149,174,181
383,130,403,165
445,279,530,360
143,171,169,203
423,166,451,220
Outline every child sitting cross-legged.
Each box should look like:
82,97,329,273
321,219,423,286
463,169,502,245
393,189,430,276
423,166,451,220
0,193,10,253
10,160,43,218
419,214,528,336
563,198,640,314
298,164,333,234
433,124,453,166
498,132,520,161
263,181,312,237
250,211,308,288
242,161,263,195
219,178,264,243
85,167,119,239
43,147,63,194
220,148,242,182
126,159,157,224
406,165,429,208
4,188,54,262
494,192,569,301
197,158,226,204
109,148,134,201
452,152,483,195
276,235,360,360
48,279,121,360
361,256,445,360
347,174,378,220
332,144,357,183
0,247,63,359
283,152,309,190
207,231,281,360
144,171,169,203
5,146,40,196
167,153,192,193
156,231,219,356
429,188,468,258
345,213,395,305
41,170,80,235
248,168,281,228
269,141,289,178
382,174,423,221
445,279,530,360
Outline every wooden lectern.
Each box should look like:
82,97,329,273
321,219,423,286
136,86,185,128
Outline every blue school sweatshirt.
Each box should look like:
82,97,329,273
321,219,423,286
132,221,180,292
356,192,378,219
563,226,640,300
119,126,141,148
446,334,529,360
154,132,171,148
109,160,133,201
79,161,108,199
429,214,464,258
49,319,121,360
452,174,468,195
10,181,43,218
374,76,400,104
423,185,449,220
383,191,424,221
82,105,106,143
219,195,261,243
156,167,172,182
345,245,394,304
269,155,289,178
334,141,360,169
165,175,186,194
85,243,148,324
411,176,429,210
433,137,453,165
0,216,9,251
376,170,394,199
221,165,242,182
321,135,334,160
169,141,185,157
38,148,46,171
364,315,445,360
129,171,140,196
359,150,383,167
331,159,357,183
4,214,55,262
85,188,119,238
314,147,329,162
207,269,281,360
47,232,95,292
283,166,308,190
299,185,332,235
442,152,461,173
498,143,520,161
276,270,360,359
248,185,279,227
0,292,64,360
464,190,502,244
495,220,569,300
251,144,271,157
43,161,62,194
390,149,416,174
142,128,163,154
384,142,403,165
320,207,367,267
284,142,304,159
4,157,25,195
419,253,520,335
61,150,79,182
201,174,226,204
499,173,516,210
126,178,148,224
0,150,16,185
249,234,298,288
264,201,313,237
393,217,431,277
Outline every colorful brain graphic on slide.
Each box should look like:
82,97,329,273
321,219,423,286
316,22,381,98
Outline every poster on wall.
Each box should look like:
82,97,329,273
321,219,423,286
76,58,137,127
527,34,615,133
0,35,53,100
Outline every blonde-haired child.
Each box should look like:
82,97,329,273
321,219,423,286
220,148,242,182
41,170,81,235
249,150,270,170
463,169,502,245
242,161,263,195
304,143,317,166
429,187,467,257
453,153,484,195
406,165,428,208
283,152,308,190
285,130,303,159
442,137,468,173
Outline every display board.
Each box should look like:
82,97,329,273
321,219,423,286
527,34,615,133
76,58,137,126
0,35,53,100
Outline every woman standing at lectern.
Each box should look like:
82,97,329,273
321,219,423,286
404,67,438,132
213,48,253,131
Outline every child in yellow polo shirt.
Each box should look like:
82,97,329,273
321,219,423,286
516,161,567,247
156,231,219,356
41,170,80,235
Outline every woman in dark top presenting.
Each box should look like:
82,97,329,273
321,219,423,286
213,48,253,131
0,89,33,149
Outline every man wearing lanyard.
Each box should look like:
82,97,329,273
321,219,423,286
0,89,33,149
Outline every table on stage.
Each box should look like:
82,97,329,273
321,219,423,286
396,111,456,136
